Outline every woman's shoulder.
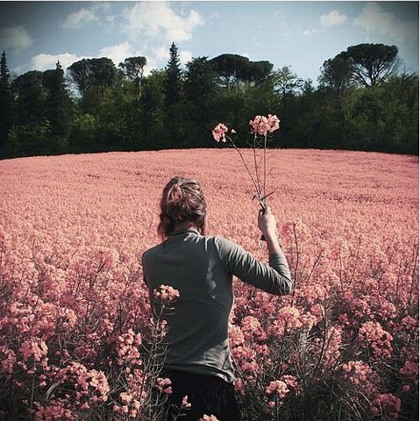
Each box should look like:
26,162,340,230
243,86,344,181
142,242,165,262
209,235,242,255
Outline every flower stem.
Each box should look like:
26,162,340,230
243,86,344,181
263,133,267,203
228,135,261,202
253,133,263,201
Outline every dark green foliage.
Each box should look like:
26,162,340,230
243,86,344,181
248,61,273,84
68,57,117,96
183,57,220,147
0,51,13,148
67,59,91,96
319,56,354,110
210,53,252,88
0,42,418,159
339,43,400,88
13,70,45,126
67,57,117,114
42,62,72,140
165,43,183,107
209,54,274,89
139,70,167,149
0,53,73,158
119,56,147,101
163,43,184,147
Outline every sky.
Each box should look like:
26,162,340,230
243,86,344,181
0,1,418,85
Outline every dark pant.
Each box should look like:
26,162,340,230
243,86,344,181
162,369,241,421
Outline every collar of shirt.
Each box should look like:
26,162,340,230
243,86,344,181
169,228,200,237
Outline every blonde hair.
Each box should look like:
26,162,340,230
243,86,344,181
158,176,207,239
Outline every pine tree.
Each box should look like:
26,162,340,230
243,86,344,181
42,61,72,140
0,50,14,148
162,43,185,147
164,42,183,106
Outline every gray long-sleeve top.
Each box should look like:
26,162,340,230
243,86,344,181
142,228,292,383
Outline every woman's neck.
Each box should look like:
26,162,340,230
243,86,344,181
173,222,198,233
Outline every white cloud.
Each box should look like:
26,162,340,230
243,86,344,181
354,2,418,42
179,50,193,66
28,44,145,74
30,53,83,71
123,2,204,42
273,10,292,38
105,14,116,28
62,7,99,29
99,42,136,67
303,29,319,37
208,11,220,21
153,45,171,62
28,43,155,75
139,44,195,75
320,10,347,27
0,26,34,54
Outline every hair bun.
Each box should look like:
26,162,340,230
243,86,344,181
158,176,207,238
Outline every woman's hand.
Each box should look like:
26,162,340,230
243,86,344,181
258,207,282,254
258,207,277,237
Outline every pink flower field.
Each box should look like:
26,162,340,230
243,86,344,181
0,148,418,420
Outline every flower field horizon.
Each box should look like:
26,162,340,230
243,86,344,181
0,148,418,420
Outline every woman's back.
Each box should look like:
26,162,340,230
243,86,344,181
142,176,292,420
143,228,291,383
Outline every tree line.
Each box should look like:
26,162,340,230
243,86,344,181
0,42,418,159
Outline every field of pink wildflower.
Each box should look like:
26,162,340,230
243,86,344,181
0,148,418,420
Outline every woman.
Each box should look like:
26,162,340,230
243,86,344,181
142,176,292,420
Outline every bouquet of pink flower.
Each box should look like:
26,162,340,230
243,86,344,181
212,114,280,212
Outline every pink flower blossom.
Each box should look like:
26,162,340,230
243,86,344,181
0,347,16,377
234,378,245,395
402,384,410,392
265,380,290,399
358,321,393,359
120,391,133,404
371,393,401,420
241,316,267,341
249,114,280,136
154,285,180,302
399,360,418,380
212,113,281,210
212,123,228,142
342,360,374,385
280,375,300,391
0,148,417,419
182,395,192,408
229,324,245,347
18,339,48,362
116,329,142,365
156,377,173,394
200,415,219,421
